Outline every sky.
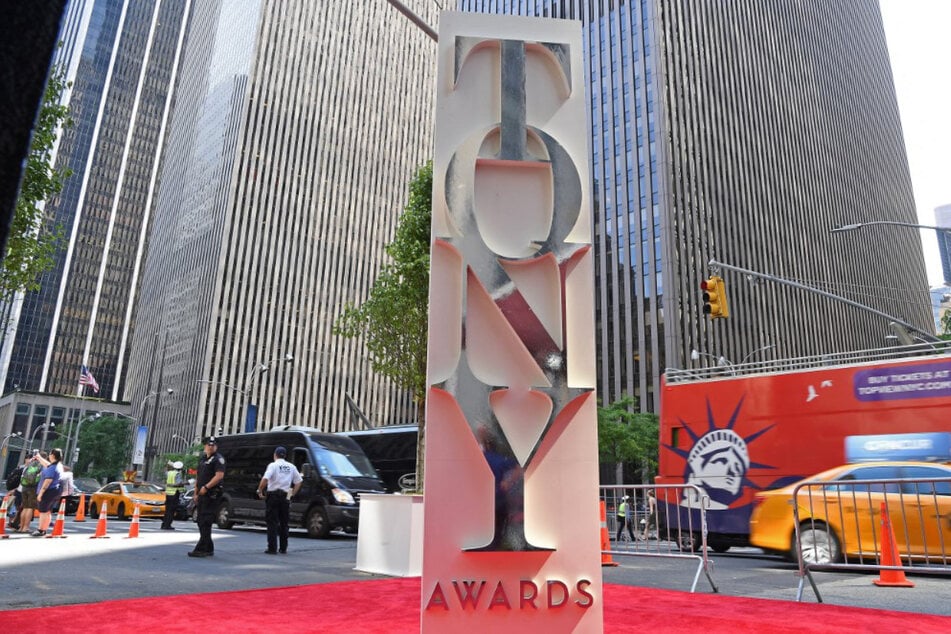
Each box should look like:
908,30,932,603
879,0,951,287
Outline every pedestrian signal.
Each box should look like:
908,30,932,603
701,276,729,319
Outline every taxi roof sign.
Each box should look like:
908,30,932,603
845,432,951,463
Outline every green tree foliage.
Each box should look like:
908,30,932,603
74,415,135,483
334,162,432,489
598,395,659,484
0,67,71,299
161,444,203,481
940,309,951,341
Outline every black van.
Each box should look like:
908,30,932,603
338,425,418,493
212,426,385,537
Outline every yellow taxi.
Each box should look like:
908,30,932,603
750,461,951,564
89,481,166,520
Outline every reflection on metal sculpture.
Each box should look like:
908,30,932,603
433,36,591,551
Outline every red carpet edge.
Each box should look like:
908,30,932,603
3,578,948,633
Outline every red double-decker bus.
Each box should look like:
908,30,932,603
657,343,951,552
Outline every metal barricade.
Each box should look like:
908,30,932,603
600,484,718,593
792,476,951,602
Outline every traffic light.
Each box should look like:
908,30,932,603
701,275,729,319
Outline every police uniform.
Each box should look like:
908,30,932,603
161,461,184,530
257,446,302,554
189,436,225,558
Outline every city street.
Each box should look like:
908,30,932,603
1,517,948,618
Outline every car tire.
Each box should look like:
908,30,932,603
90,502,98,517
305,506,330,539
796,522,840,565
678,532,700,552
117,504,127,521
215,501,234,529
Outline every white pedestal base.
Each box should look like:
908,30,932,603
355,493,423,577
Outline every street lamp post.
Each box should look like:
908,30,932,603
690,349,728,367
831,220,951,234
171,434,194,452
28,423,55,452
1,432,23,473
138,389,174,479
691,344,775,375
243,353,293,433
66,412,101,465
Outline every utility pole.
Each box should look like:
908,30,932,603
708,259,941,342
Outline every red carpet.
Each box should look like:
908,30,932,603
3,578,947,633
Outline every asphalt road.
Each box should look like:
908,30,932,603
1,517,949,618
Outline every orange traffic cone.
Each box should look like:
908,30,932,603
0,494,10,539
90,501,109,539
874,502,914,587
74,493,86,522
46,498,67,538
126,504,141,538
600,500,618,567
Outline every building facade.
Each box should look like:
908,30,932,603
459,0,933,411
0,0,189,401
124,0,437,474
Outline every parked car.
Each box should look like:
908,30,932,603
750,461,951,565
89,481,166,520
175,487,195,521
65,477,103,515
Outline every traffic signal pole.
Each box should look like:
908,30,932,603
708,259,941,342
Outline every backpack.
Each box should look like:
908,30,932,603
4,467,20,491
21,462,42,487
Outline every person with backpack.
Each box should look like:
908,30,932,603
5,457,25,524
17,451,45,533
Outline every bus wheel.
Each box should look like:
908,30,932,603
796,522,840,564
216,502,234,529
305,506,330,539
709,538,731,553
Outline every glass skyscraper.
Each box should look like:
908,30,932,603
0,0,189,399
459,0,932,411
125,0,437,466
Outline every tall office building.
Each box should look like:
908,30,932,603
125,0,436,467
936,204,951,286
459,0,933,411
0,0,189,399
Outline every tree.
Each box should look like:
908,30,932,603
0,66,71,299
74,415,135,483
334,162,432,490
598,395,659,485
940,309,951,341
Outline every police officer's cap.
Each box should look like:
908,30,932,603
172,461,184,469
202,436,217,445
274,446,286,458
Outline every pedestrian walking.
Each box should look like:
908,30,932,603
188,437,224,558
642,488,657,540
257,446,302,554
161,461,184,530
615,495,635,541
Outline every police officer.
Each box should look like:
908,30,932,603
161,460,184,530
188,436,225,558
257,446,302,554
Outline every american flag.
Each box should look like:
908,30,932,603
79,365,100,393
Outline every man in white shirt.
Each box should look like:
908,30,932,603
256,446,302,554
